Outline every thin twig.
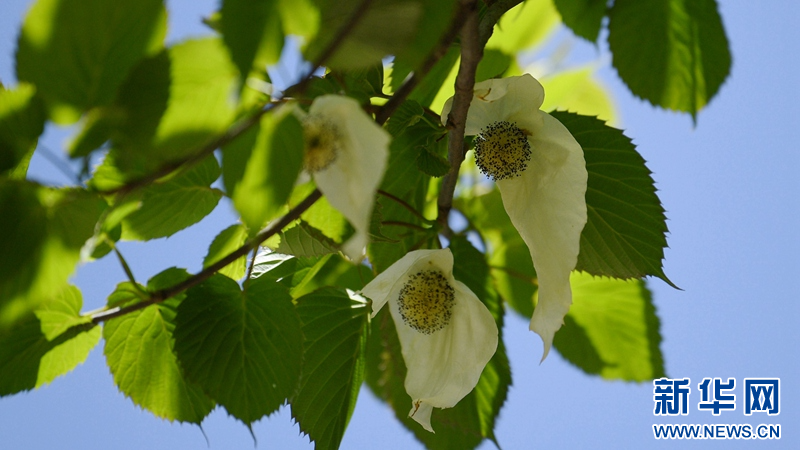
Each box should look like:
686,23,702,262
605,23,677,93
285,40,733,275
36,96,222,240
437,0,482,235
113,247,146,294
90,189,322,323
245,246,258,280
380,220,429,232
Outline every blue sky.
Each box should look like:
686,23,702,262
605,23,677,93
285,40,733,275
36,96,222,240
1,0,798,449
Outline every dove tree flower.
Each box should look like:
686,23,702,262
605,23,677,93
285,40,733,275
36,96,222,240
361,249,498,433
442,74,588,360
296,95,390,260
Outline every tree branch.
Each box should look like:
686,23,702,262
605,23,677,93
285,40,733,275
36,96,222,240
437,0,482,234
90,189,322,324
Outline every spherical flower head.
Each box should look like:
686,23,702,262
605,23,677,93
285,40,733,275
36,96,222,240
295,95,390,261
442,74,588,360
361,249,498,433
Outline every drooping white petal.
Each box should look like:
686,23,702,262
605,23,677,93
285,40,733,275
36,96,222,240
360,249,499,433
398,278,498,431
307,95,389,261
495,110,587,360
441,74,545,134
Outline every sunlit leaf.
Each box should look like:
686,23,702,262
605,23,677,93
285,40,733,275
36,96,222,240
292,287,369,450
221,0,284,85
0,285,100,396
120,156,223,241
204,224,249,280
0,84,45,178
0,182,105,326
108,37,239,173
15,0,166,123
553,273,666,381
540,67,618,125
104,268,215,423
485,0,561,53
277,222,339,258
173,274,303,425
222,109,304,231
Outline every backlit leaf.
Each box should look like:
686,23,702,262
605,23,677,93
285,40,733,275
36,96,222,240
204,224,249,280
608,0,731,118
104,268,215,423
553,273,666,380
120,156,223,241
16,0,166,123
0,285,100,396
173,274,303,425
292,287,369,450
0,84,45,178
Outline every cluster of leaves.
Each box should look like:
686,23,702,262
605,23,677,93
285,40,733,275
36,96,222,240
0,0,730,449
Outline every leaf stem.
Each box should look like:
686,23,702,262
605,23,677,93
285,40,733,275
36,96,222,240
376,189,430,222
113,246,146,294
90,189,322,323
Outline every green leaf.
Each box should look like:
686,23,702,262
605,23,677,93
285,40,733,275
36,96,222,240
106,281,147,309
550,111,673,285
119,156,223,240
290,182,353,245
221,0,284,84
553,273,666,380
173,274,303,425
204,224,249,280
222,110,304,230
386,100,424,137
540,67,618,125
306,0,451,70
554,0,607,42
393,45,459,108
0,84,46,178
292,287,369,450
394,0,457,71
277,222,339,258
0,182,105,326
608,0,731,118
485,0,561,53
108,37,239,173
365,237,509,449
16,0,166,124
104,268,215,423
0,285,101,396
474,49,513,82
415,145,449,178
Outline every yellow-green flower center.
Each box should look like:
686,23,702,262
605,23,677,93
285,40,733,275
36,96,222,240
397,270,455,335
474,121,531,181
303,114,341,172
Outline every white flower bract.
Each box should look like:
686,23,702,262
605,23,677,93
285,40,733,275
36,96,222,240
361,249,498,433
296,95,389,261
442,74,588,360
